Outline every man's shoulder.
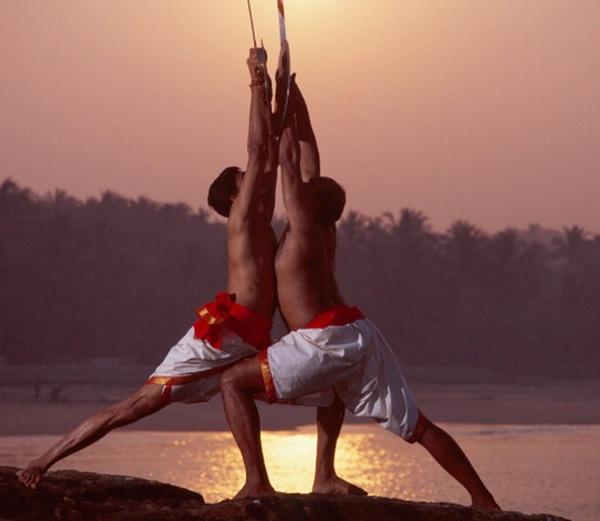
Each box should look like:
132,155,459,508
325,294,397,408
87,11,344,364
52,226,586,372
226,207,253,233
228,218,276,254
278,227,319,259
228,212,273,233
286,220,330,240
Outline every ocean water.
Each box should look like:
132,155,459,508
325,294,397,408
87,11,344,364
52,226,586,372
2,423,599,521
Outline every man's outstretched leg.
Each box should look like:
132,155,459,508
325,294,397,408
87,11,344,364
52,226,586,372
416,416,500,510
220,357,275,499
312,394,367,495
17,384,169,489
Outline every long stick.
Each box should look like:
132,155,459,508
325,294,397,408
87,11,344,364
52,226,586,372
277,0,286,42
277,0,291,134
246,0,258,48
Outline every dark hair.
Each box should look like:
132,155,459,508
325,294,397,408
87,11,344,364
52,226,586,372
309,177,346,225
207,166,241,217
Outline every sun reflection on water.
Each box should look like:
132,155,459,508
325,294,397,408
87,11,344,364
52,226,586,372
5,423,600,519
155,425,428,502
146,427,397,501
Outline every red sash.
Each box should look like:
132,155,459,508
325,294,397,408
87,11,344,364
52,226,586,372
193,292,272,351
304,304,365,329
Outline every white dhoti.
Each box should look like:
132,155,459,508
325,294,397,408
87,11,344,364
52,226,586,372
259,306,424,441
146,292,333,407
147,326,261,403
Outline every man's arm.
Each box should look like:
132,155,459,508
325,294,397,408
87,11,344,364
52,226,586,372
279,122,313,231
260,126,278,222
256,45,279,222
290,77,320,181
233,49,272,223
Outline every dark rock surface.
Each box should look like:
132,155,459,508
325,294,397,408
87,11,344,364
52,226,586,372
0,466,204,521
0,466,571,521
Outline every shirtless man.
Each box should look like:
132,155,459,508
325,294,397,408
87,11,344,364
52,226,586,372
17,47,280,490
220,79,501,509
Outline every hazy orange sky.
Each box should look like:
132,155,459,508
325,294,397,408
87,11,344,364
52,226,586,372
2,1,599,231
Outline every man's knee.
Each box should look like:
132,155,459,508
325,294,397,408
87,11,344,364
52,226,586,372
220,366,243,393
110,385,167,424
220,358,264,395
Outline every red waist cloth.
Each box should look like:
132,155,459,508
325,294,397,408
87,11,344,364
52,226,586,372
304,304,365,329
193,292,272,351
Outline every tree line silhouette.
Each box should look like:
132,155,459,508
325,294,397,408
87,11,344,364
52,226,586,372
1,179,598,377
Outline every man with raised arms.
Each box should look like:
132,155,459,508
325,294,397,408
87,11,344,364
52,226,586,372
18,46,357,498
220,78,501,510
18,47,280,490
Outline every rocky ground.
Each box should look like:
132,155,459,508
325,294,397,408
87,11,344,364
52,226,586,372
0,467,571,521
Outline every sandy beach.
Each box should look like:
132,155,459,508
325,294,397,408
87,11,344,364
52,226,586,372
1,366,598,435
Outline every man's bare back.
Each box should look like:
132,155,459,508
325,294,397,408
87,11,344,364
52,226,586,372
272,72,345,329
275,221,341,329
228,208,277,319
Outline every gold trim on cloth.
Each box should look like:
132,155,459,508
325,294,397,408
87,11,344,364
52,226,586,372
145,362,237,387
196,306,222,326
258,350,276,402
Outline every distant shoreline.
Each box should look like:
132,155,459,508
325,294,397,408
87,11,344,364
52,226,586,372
2,376,599,436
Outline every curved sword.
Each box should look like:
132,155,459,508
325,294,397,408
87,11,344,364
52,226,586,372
275,0,292,136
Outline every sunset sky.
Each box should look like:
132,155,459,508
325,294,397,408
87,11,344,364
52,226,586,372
2,1,599,232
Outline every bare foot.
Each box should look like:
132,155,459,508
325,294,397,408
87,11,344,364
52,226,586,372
471,494,501,511
313,475,368,496
233,482,276,500
16,461,48,490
